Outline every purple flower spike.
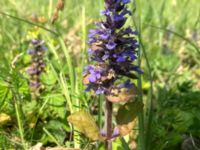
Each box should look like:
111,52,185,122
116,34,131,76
27,39,47,96
83,0,142,96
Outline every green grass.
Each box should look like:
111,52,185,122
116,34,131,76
0,0,200,149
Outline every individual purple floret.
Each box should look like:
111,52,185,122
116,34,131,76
83,0,141,102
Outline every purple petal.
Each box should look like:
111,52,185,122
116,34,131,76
88,48,94,55
95,87,105,94
131,66,143,74
125,27,138,35
112,127,120,138
27,49,34,55
100,9,110,15
118,80,133,89
121,8,132,16
113,54,117,58
106,41,117,50
84,85,92,92
132,44,139,48
117,56,126,62
85,65,93,71
96,73,101,79
100,33,110,40
88,38,96,44
102,53,109,60
100,129,107,137
41,46,48,51
113,14,125,22
121,0,130,4
88,75,97,82
31,39,40,45
27,67,37,75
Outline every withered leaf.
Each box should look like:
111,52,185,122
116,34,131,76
51,0,65,24
106,85,137,103
91,42,103,51
56,0,65,11
83,74,90,85
51,10,58,24
116,120,136,136
67,110,104,141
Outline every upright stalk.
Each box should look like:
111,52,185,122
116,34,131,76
105,99,113,150
12,90,27,150
131,1,147,149
14,102,27,150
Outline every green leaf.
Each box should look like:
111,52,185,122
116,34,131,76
48,95,66,119
44,120,67,144
67,110,104,141
116,101,143,125
40,67,57,86
116,101,143,136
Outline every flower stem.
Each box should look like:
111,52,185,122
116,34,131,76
105,99,113,150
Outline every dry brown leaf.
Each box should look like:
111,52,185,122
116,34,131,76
67,110,105,141
106,85,137,103
116,120,136,136
51,0,65,24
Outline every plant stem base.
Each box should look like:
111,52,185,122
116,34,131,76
105,100,113,150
